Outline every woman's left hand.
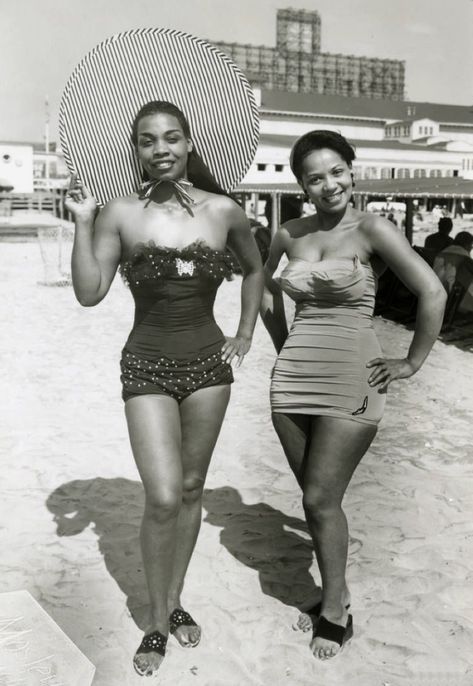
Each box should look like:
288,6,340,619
221,336,252,368
366,357,417,391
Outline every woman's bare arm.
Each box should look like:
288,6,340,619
223,199,264,365
362,214,447,389
67,179,122,306
260,228,289,353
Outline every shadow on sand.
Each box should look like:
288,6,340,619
203,486,319,609
45,479,319,630
46,477,149,629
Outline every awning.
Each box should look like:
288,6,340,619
353,177,473,198
237,177,473,199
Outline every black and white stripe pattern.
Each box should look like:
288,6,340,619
59,28,260,206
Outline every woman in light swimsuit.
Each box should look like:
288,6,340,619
261,130,446,660
66,100,264,677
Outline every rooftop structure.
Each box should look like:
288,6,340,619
213,7,405,100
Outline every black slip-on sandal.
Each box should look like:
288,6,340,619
313,613,354,647
301,601,351,625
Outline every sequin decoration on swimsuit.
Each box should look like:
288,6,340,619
119,240,236,402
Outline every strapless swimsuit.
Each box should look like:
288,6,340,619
271,256,386,425
119,240,235,402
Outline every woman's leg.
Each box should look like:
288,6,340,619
271,412,311,487
272,412,322,629
167,384,231,646
302,416,377,660
125,394,182,676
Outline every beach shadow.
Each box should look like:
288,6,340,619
202,486,320,609
46,477,149,629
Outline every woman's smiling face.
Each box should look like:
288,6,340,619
300,147,353,213
136,112,193,181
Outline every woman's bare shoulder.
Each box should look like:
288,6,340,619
101,193,140,212
357,210,397,236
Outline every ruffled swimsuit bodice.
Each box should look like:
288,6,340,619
276,255,376,323
120,240,235,360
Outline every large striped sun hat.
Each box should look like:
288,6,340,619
59,28,260,206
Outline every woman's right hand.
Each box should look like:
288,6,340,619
65,173,97,221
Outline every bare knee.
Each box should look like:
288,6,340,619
302,487,341,524
182,475,205,505
144,490,182,523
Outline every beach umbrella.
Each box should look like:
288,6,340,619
59,28,260,206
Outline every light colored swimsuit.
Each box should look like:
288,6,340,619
271,256,386,425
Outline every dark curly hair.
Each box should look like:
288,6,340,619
290,130,356,182
131,100,227,196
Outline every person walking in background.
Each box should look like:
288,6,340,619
260,130,446,661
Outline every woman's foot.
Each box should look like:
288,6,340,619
296,587,351,633
169,606,201,647
310,606,353,660
294,594,323,632
133,619,168,677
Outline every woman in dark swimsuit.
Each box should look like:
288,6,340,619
66,100,264,677
261,130,446,662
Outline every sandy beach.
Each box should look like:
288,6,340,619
1,236,473,686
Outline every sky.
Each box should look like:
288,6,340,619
1,0,472,143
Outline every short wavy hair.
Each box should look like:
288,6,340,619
290,130,356,182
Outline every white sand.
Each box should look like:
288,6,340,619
2,239,473,686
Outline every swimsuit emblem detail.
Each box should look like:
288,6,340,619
176,258,195,276
352,395,368,416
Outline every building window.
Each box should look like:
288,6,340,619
413,169,426,178
274,164,284,172
381,167,391,179
397,168,410,179
365,167,378,180
257,163,267,171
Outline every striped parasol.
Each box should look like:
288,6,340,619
59,28,260,206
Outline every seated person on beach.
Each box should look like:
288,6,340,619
424,217,454,254
433,230,473,293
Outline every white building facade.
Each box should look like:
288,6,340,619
242,90,473,187
0,143,34,193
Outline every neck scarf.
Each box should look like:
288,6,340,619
138,178,195,209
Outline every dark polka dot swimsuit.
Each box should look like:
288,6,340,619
119,239,235,403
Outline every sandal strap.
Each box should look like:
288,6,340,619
303,601,350,618
136,629,168,656
169,608,198,634
313,614,353,647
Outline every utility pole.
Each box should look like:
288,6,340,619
44,96,50,191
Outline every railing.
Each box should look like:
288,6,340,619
0,190,68,218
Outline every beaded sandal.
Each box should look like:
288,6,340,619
169,608,200,646
133,629,167,676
